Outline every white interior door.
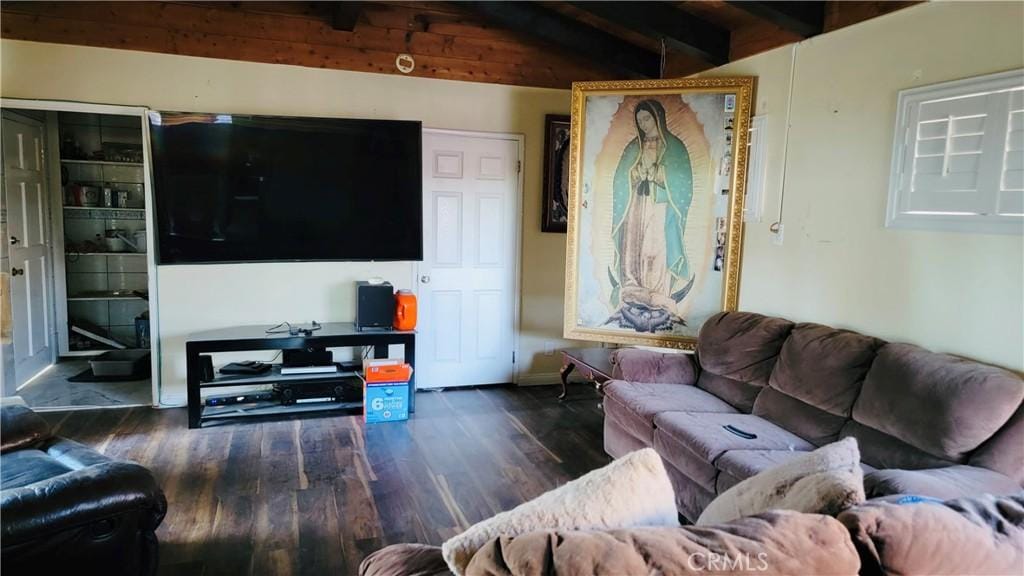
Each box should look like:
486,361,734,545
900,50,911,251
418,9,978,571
418,131,519,389
2,113,55,389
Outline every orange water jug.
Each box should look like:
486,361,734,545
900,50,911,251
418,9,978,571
394,290,417,331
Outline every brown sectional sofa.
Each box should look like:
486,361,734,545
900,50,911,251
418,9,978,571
361,493,1024,575
604,311,1024,521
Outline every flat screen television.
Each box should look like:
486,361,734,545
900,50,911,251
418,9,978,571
148,112,422,264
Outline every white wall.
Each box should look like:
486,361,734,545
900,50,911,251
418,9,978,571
703,1,1024,371
0,40,577,403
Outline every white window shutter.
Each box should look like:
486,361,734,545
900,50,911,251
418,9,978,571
999,89,1024,216
745,115,768,223
887,69,1024,234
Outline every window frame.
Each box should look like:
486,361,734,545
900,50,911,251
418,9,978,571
886,68,1024,235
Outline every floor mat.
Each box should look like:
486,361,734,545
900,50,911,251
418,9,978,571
67,367,150,382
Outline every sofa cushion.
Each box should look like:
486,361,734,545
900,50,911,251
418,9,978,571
465,511,861,576
840,420,954,470
714,450,809,493
753,323,881,445
852,342,1024,463
0,450,73,490
695,312,794,412
610,349,697,384
863,465,1022,500
969,403,1024,486
603,418,650,458
769,323,882,416
662,463,716,522
716,449,877,494
753,387,850,446
653,412,814,491
695,371,763,413
837,493,1024,576
603,381,737,445
697,438,865,526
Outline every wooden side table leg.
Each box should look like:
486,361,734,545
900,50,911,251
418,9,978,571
559,362,576,401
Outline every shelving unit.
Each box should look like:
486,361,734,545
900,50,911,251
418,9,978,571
186,323,415,428
55,111,150,354
63,206,146,213
61,159,143,167
67,291,146,301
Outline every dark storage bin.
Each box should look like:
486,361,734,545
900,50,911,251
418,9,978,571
90,350,150,377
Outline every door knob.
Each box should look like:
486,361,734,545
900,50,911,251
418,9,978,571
9,236,18,245
11,268,24,276
420,275,430,284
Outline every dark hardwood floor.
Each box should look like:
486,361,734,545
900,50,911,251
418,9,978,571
40,384,609,576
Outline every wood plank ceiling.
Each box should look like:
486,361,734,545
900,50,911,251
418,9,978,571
0,1,918,89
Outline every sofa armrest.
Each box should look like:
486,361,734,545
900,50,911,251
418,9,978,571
359,543,452,576
611,349,697,385
838,493,1024,576
1,404,52,454
1,460,167,546
864,465,1022,500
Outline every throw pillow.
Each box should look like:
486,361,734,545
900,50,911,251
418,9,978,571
441,447,677,576
697,437,865,525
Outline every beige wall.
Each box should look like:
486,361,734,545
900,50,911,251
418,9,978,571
0,39,576,403
2,0,1020,405
703,1,1023,371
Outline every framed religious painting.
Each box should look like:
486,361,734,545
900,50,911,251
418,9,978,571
563,77,755,349
542,114,572,232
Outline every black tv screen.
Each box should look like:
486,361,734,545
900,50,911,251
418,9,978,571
148,112,422,264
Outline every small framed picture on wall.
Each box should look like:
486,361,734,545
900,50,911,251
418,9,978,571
542,114,572,233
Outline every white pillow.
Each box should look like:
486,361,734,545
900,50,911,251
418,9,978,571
441,447,677,575
697,437,865,525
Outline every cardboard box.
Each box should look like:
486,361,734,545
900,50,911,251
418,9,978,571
364,382,409,423
364,362,412,383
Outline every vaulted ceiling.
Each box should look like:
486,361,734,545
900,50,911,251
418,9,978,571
0,1,918,89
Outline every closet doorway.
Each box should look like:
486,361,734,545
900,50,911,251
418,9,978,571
0,99,160,409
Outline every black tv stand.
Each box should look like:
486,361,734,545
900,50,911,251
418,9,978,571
185,322,415,429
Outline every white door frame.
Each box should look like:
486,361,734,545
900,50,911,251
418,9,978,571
0,98,162,408
417,127,525,385
2,110,58,392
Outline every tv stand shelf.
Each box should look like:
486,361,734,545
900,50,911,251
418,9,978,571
200,365,357,388
185,322,415,429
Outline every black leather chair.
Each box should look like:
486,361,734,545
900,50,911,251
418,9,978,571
0,402,167,576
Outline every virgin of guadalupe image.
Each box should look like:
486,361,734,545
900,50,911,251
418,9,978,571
605,99,696,333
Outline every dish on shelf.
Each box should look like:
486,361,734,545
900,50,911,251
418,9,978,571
67,290,148,301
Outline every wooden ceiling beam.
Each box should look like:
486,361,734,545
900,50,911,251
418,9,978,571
458,1,662,78
569,1,730,66
725,1,825,37
330,2,363,32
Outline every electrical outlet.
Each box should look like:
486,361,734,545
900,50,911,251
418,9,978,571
543,342,555,356
771,224,785,246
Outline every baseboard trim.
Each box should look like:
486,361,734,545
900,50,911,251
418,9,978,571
159,393,187,408
515,371,561,386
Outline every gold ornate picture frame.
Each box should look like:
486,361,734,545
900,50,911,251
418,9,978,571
564,77,755,350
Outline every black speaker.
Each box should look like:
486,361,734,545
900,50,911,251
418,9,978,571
199,355,215,382
283,348,333,368
355,281,395,331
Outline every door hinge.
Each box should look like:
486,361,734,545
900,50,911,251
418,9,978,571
512,351,516,364
516,160,521,174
